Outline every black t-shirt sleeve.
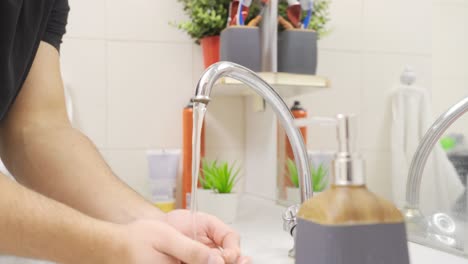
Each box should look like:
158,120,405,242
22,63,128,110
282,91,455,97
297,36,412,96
42,0,70,51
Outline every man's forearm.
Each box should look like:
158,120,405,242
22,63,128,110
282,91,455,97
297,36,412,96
0,174,123,263
0,42,163,224
0,123,164,224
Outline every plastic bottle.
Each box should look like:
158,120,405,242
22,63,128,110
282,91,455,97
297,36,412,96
285,101,308,186
296,115,409,264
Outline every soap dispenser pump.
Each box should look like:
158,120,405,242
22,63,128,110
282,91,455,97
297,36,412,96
295,114,410,264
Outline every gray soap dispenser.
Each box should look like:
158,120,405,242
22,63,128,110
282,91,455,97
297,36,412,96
295,114,410,264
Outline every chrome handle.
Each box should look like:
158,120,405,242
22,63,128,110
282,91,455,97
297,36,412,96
283,204,300,235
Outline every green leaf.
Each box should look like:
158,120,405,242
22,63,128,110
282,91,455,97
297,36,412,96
173,0,263,43
287,159,300,188
278,0,332,39
312,163,329,192
201,159,241,193
287,159,329,192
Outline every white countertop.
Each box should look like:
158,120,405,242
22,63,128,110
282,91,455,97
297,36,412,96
0,194,465,264
232,194,467,264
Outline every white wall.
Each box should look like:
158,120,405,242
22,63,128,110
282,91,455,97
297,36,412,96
432,0,468,133
242,0,434,201
59,0,436,202
60,0,464,203
288,0,433,200
60,0,245,199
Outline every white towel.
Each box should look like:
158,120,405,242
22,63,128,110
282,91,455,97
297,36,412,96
391,84,464,214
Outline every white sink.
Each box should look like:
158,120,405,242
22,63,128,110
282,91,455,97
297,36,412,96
232,194,467,264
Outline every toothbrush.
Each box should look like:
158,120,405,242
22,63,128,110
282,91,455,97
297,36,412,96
301,0,314,29
237,0,244,25
227,1,233,26
247,0,269,27
229,0,252,26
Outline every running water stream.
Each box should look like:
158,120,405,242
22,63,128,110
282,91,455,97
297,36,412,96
190,102,207,240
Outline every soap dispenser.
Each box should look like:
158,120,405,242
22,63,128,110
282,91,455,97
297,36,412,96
295,114,410,264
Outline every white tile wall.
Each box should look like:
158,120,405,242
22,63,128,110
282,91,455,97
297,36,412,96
60,1,200,203
60,39,108,148
432,1,468,133
60,0,247,205
318,0,363,52
363,0,432,55
107,41,192,148
67,0,106,38
204,97,245,150
363,150,393,200
106,0,190,42
192,44,206,87
244,96,278,200
60,0,464,212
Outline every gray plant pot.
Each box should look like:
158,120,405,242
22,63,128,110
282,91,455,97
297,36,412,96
220,26,261,72
278,29,318,75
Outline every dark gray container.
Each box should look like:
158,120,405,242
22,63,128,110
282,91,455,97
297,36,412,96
278,29,318,75
220,26,261,72
296,219,410,264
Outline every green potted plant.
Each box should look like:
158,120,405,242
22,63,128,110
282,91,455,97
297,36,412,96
175,0,262,69
286,158,329,204
277,0,331,75
174,0,231,68
198,159,241,223
196,159,215,213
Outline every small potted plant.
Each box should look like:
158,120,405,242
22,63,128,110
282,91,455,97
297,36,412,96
197,159,216,209
198,159,241,223
175,0,231,68
277,0,331,75
286,158,329,204
175,0,262,70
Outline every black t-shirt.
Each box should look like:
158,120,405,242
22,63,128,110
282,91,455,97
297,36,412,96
0,0,69,121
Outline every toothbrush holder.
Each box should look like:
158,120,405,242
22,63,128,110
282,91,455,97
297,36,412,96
278,29,318,75
220,26,261,72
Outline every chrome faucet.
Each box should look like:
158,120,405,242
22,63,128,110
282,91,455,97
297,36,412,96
192,61,313,253
403,96,468,250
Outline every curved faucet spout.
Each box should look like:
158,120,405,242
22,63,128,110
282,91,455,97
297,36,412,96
406,96,468,209
193,61,313,202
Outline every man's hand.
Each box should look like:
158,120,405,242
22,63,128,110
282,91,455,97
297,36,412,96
119,219,226,264
165,210,251,264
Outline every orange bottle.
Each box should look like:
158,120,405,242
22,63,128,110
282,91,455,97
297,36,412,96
285,101,307,186
182,100,205,209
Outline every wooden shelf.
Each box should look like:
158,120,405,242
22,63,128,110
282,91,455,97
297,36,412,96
213,72,329,98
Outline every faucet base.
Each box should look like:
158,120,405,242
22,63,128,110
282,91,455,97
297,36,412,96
402,206,428,236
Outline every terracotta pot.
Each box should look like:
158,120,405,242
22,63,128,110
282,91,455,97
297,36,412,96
201,36,220,69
